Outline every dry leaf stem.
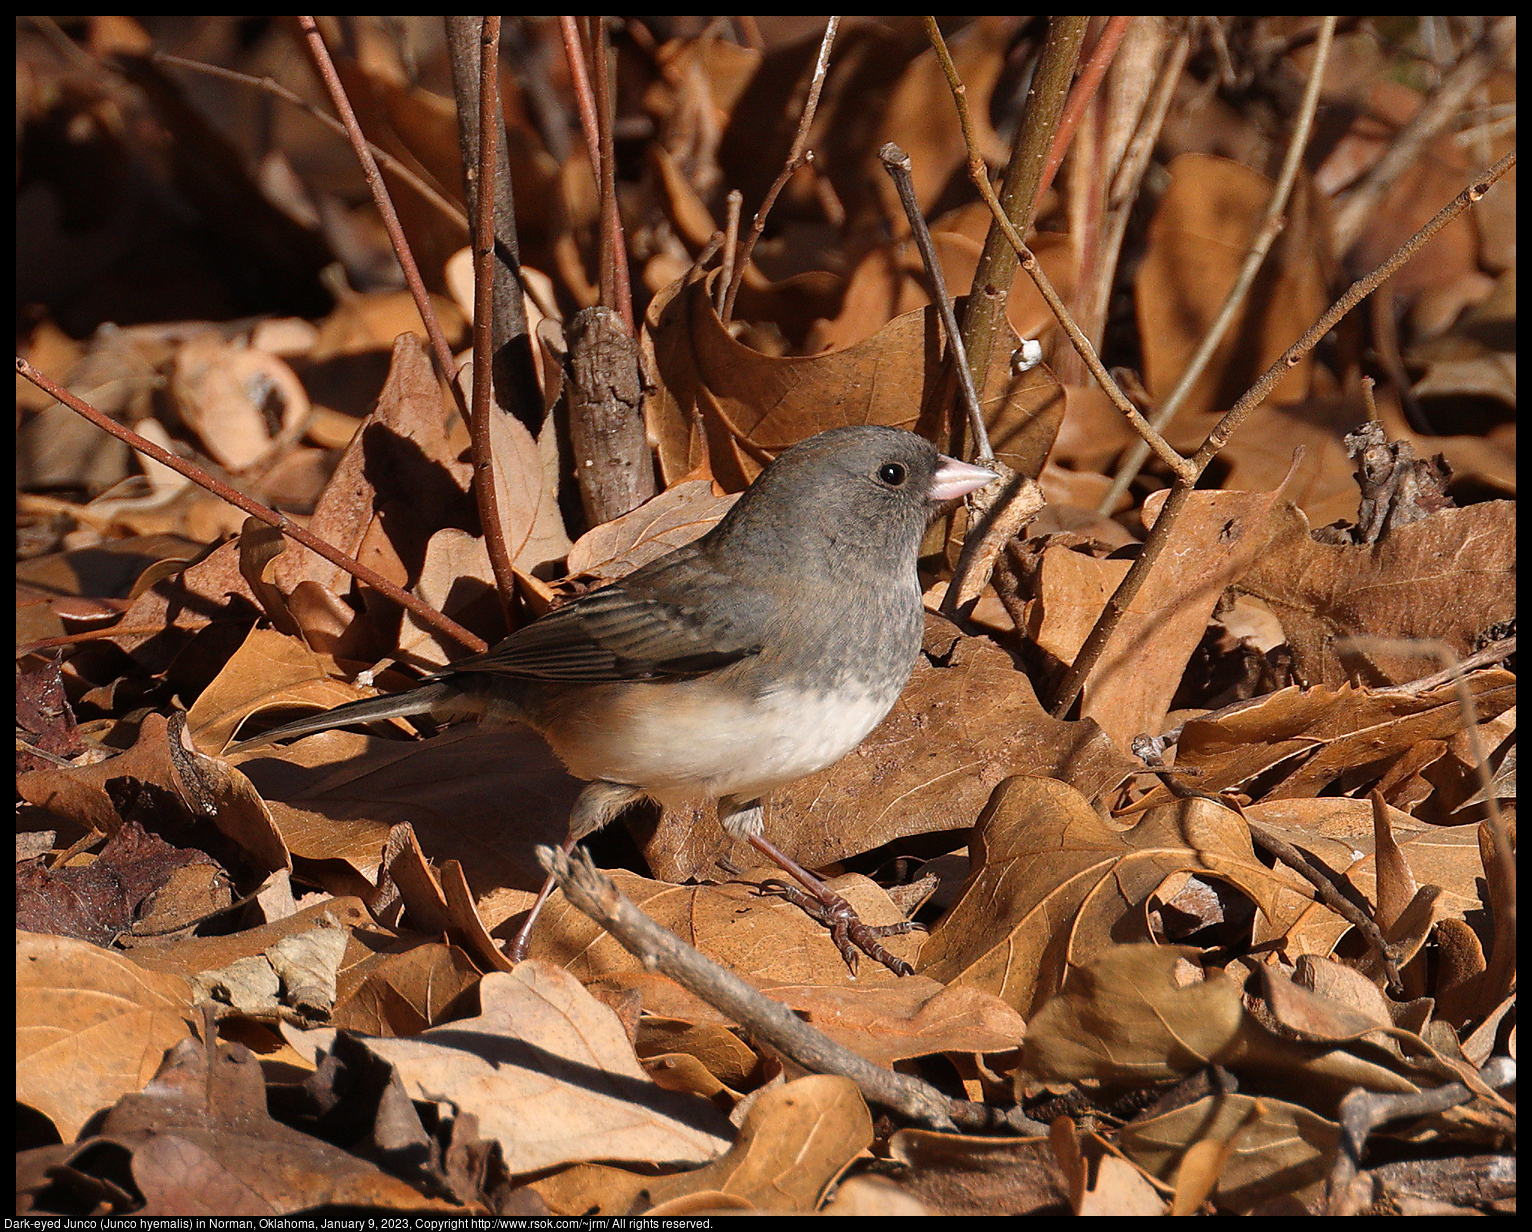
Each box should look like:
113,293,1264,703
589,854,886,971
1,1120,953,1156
1048,149,1516,719
296,16,469,424
15,358,487,654
150,51,469,234
538,845,1046,1136
719,16,840,322
1096,15,1337,515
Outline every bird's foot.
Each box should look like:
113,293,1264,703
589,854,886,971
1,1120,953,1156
757,878,919,977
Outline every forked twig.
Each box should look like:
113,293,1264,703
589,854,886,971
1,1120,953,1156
1048,150,1515,718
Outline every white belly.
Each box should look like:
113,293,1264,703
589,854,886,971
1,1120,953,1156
548,677,901,806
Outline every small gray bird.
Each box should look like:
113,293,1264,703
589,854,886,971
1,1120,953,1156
230,426,995,972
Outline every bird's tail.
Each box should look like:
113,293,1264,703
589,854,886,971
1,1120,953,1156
225,679,463,754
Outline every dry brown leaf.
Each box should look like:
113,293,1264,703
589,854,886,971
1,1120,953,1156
1093,481,1296,745
17,931,196,1142
643,1075,871,1213
885,1128,1064,1216
362,962,732,1174
1118,1093,1338,1215
1236,499,1516,686
1077,1152,1168,1216
563,478,738,585
330,941,482,1037
276,332,471,603
187,626,384,753
922,784,1308,1018
233,725,579,909
92,1027,457,1213
1169,669,1515,800
642,268,1063,489
170,333,310,473
1022,944,1247,1083
17,711,289,879
541,869,922,990
1136,152,1326,425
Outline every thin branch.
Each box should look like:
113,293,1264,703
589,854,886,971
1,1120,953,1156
947,15,1086,461
16,358,485,654
720,16,840,322
716,189,743,315
538,845,1046,1135
1097,15,1336,514
296,16,469,424
879,143,991,465
589,15,634,331
930,21,1191,478
1038,15,1134,200
469,15,519,617
1245,817,1405,995
1050,150,1516,718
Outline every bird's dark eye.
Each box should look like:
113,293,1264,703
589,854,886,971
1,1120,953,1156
878,462,907,486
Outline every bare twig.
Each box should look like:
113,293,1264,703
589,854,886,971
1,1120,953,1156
589,16,634,330
559,15,602,191
16,357,485,654
1049,150,1515,718
537,845,1046,1135
467,15,519,617
559,16,633,330
1039,16,1134,200
1326,1056,1516,1215
1097,15,1336,514
716,188,743,315
445,16,544,430
296,17,469,424
947,15,1087,460
151,51,469,233
879,143,991,465
1244,817,1405,995
720,16,839,322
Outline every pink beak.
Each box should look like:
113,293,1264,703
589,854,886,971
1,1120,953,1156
930,454,998,503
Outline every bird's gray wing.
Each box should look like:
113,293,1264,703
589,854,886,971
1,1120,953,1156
443,546,767,683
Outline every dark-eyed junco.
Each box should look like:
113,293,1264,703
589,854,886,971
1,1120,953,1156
230,426,995,973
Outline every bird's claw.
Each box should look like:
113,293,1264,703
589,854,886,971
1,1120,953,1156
755,878,918,977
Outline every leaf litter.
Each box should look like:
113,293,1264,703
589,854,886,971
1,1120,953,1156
16,16,1514,1217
